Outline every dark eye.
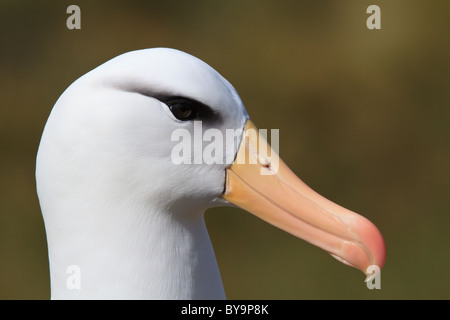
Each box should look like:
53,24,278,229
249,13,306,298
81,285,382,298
154,95,220,123
168,101,196,121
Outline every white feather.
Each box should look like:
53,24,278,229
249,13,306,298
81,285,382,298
36,48,248,299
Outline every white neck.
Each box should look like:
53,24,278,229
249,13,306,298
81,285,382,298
45,200,225,300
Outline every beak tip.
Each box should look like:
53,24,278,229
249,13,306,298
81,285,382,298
335,216,386,275
359,219,386,272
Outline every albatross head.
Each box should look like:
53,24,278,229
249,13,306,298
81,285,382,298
36,48,385,299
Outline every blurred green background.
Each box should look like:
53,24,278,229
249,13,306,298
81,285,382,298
1,0,449,299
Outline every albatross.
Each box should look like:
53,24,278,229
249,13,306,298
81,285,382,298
36,48,385,299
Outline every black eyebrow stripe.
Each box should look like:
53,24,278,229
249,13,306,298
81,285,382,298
153,95,222,124
118,83,223,124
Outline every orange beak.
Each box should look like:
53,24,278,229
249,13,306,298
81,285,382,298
223,120,386,276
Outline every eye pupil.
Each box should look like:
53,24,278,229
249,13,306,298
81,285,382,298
169,103,195,120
